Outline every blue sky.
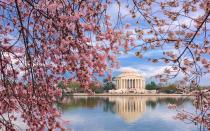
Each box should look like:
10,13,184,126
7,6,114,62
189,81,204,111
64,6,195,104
106,1,210,86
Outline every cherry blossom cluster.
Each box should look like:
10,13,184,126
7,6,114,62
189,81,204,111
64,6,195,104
0,0,133,130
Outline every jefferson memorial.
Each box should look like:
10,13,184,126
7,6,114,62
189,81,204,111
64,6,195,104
110,70,145,94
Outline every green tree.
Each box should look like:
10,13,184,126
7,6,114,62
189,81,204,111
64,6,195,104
103,79,116,92
159,84,178,94
146,81,158,90
90,82,104,93
57,81,81,93
66,81,80,89
57,81,65,89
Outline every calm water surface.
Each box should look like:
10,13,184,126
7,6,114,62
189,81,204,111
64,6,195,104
57,96,207,131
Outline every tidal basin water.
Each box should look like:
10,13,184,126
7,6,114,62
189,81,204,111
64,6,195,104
57,96,206,131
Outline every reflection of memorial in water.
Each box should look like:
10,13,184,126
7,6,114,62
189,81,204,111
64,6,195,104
109,97,146,123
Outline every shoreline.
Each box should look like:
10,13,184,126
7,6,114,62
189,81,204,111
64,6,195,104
68,93,194,97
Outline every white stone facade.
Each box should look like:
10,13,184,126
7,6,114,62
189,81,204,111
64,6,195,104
111,70,145,94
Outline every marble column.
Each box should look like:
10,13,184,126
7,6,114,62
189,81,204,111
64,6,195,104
131,79,133,89
132,79,134,89
124,79,126,89
126,79,128,89
124,79,125,89
121,79,123,89
131,79,132,89
124,79,127,88
118,80,119,89
132,79,133,89
129,79,130,89
136,79,137,89
137,79,139,89
139,80,141,89
118,80,120,89
141,80,143,89
133,79,135,89
121,79,122,89
119,79,121,89
137,79,138,89
128,79,130,89
139,79,141,89
133,79,134,89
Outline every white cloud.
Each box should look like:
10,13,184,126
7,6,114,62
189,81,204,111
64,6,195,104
138,65,171,78
116,66,139,72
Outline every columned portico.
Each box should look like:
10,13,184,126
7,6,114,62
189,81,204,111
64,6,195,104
114,70,145,93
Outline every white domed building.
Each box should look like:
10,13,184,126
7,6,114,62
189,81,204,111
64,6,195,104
110,70,146,94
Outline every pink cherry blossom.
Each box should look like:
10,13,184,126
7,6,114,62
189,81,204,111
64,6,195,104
0,0,209,130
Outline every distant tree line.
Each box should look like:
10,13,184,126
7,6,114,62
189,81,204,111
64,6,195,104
146,81,181,94
57,79,116,94
145,81,209,94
